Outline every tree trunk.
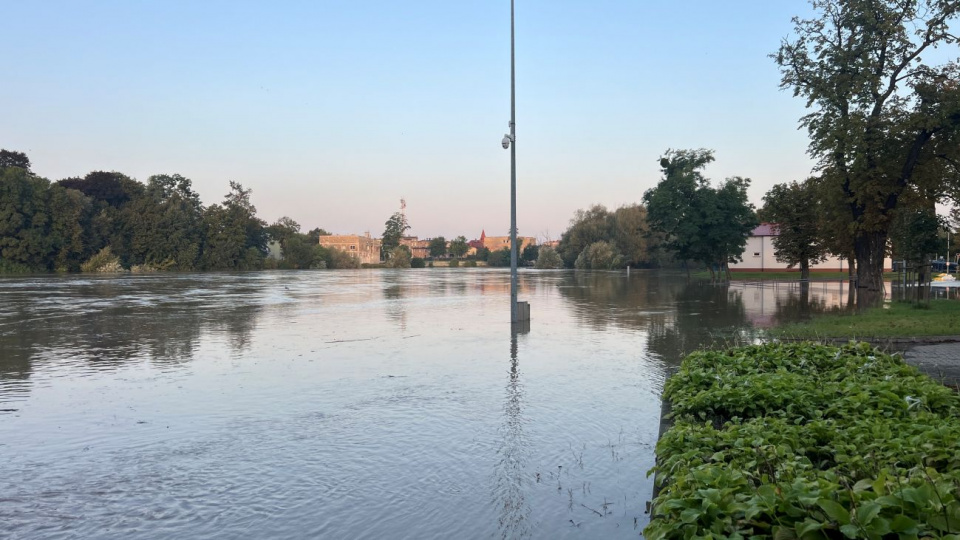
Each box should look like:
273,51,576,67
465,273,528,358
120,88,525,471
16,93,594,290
847,252,856,280
854,232,887,309
800,260,810,281
854,232,886,292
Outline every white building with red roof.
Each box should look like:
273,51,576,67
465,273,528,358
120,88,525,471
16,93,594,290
729,223,892,273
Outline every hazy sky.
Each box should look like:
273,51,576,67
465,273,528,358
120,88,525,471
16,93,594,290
2,1,822,240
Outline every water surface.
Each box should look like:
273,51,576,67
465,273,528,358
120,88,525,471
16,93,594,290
0,270,841,539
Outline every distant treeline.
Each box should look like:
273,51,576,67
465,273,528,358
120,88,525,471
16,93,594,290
0,150,352,273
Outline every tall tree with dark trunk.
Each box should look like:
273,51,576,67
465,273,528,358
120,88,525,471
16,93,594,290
775,0,960,292
761,180,827,280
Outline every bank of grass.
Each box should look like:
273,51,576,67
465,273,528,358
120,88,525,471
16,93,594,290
647,342,960,539
774,300,960,339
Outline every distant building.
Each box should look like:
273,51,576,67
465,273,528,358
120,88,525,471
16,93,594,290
467,230,537,255
318,234,382,265
729,223,892,272
399,236,431,259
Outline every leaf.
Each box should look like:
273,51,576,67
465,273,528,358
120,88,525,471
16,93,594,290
853,479,873,493
839,523,859,538
818,499,850,525
889,515,918,534
680,508,700,524
855,501,881,525
773,526,798,540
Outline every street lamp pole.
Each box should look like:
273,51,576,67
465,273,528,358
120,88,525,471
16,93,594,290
508,0,518,324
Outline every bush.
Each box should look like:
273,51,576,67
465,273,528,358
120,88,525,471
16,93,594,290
410,257,425,268
647,342,960,539
81,247,124,273
448,259,459,268
385,246,411,268
534,246,563,269
574,241,622,270
328,248,360,269
486,248,511,267
0,258,34,274
463,260,477,267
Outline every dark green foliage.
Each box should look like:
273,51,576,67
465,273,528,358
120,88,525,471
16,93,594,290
410,257,426,268
0,167,55,271
381,212,409,256
200,182,267,271
449,235,469,258
57,171,143,209
428,236,447,258
306,227,330,244
890,207,941,264
761,180,827,279
775,0,960,291
0,150,31,172
647,342,960,539
486,248,511,267
643,150,758,276
463,260,477,267
559,204,654,269
448,259,459,268
124,174,204,270
521,242,539,264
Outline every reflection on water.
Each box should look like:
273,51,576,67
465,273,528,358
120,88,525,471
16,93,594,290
494,323,531,539
0,270,852,539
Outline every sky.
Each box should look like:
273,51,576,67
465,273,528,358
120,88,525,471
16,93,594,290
1,0,823,241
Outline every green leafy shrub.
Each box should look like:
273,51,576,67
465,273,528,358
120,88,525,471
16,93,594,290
410,257,425,268
463,260,477,267
647,342,960,539
80,247,124,273
448,259,459,268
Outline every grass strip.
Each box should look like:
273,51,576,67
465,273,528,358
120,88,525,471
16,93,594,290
773,300,960,339
646,342,960,539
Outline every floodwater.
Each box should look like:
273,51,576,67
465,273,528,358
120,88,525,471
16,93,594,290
1,270,846,539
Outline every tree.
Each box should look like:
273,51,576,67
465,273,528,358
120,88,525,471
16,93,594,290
521,243,539,264
449,235,469,258
267,216,301,247
612,204,651,267
644,150,757,279
775,0,960,292
429,236,447,258
385,246,411,268
558,205,613,268
58,171,143,209
762,180,827,280
125,173,204,270
0,150,31,173
0,167,54,271
487,248,511,267
306,227,330,244
201,182,267,270
534,246,563,269
574,241,622,270
381,212,409,256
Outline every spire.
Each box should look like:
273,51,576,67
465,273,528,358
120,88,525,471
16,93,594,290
480,229,486,241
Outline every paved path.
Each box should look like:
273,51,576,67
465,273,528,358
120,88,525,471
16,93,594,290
903,342,960,389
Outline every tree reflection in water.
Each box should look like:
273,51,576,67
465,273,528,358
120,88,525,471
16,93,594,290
494,321,532,539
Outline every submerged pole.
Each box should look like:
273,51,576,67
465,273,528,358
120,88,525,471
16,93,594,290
509,0,518,324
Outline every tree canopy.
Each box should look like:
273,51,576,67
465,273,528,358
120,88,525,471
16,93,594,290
643,149,757,278
775,0,960,291
761,180,827,279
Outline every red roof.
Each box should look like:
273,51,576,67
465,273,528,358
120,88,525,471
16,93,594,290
752,223,779,237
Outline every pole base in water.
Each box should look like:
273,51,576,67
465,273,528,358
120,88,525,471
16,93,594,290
516,301,530,321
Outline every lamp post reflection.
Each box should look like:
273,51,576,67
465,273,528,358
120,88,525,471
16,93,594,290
494,321,531,538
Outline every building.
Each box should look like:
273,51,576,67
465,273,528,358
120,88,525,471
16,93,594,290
399,236,432,259
318,234,382,265
467,230,538,255
729,223,893,272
